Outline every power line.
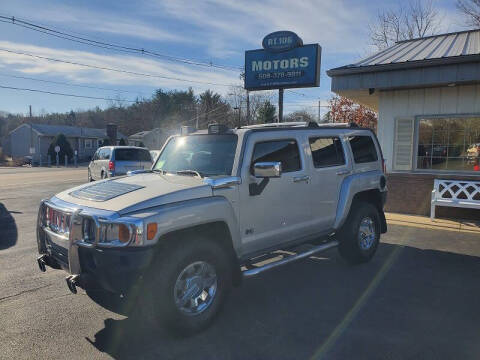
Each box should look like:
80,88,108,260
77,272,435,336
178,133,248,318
0,73,148,95
286,89,322,99
0,47,239,87
0,84,138,102
0,15,243,72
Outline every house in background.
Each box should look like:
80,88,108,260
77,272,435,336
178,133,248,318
128,128,177,150
3,123,127,163
328,29,480,217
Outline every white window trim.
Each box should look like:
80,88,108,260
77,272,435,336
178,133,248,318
413,113,480,176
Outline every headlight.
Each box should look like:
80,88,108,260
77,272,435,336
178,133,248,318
82,218,144,247
99,222,131,244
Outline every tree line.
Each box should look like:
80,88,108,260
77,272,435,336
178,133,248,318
0,87,278,140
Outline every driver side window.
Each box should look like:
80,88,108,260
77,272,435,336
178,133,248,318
251,140,301,174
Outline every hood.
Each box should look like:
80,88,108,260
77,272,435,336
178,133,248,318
55,172,212,213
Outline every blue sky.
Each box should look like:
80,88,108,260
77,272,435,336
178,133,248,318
0,0,467,117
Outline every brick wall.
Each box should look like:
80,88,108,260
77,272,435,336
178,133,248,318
385,173,480,220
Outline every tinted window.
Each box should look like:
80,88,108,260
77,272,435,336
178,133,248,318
115,148,151,161
349,136,378,163
252,140,301,173
309,137,345,168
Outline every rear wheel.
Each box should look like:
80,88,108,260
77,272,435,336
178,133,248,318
337,202,380,264
143,237,232,335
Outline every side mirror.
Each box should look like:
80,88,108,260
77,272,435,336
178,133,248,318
253,161,282,178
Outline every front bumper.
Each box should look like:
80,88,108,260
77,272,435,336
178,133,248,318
77,246,154,293
36,197,154,295
38,230,155,294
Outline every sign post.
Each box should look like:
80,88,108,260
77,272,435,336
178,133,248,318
244,31,321,123
54,145,60,167
278,88,284,123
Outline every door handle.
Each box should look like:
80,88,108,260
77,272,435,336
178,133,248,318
336,169,350,176
293,175,310,183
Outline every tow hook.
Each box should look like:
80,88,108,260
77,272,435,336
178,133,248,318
37,255,48,272
66,275,80,294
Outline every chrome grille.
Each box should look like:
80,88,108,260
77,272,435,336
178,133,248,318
45,205,71,236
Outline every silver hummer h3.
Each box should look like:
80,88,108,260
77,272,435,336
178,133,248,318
36,122,387,334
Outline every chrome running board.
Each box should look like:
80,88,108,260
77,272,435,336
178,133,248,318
242,240,339,278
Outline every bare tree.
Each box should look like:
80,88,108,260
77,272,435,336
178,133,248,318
369,0,440,50
456,0,480,26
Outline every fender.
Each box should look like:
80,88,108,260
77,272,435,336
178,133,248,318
130,196,241,253
334,170,387,231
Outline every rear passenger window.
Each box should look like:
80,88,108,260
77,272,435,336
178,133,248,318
349,136,378,163
309,137,345,168
252,140,301,173
115,149,151,161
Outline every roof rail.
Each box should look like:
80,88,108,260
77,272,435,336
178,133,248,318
241,122,359,129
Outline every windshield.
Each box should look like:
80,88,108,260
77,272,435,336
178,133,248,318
153,134,238,176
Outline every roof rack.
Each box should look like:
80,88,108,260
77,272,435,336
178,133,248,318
240,122,358,129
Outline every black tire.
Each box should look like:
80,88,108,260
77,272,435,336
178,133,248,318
101,171,106,180
142,237,232,335
337,202,381,264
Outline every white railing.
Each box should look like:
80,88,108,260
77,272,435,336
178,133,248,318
431,179,480,220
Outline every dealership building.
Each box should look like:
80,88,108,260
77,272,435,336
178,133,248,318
328,29,480,217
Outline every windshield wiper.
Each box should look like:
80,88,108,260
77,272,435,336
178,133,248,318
176,169,203,178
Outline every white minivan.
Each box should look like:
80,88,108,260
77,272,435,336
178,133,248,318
88,146,152,181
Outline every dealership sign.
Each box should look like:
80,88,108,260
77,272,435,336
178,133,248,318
244,31,321,91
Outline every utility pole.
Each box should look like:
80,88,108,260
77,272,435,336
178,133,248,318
318,100,321,122
195,103,199,129
278,88,284,123
246,90,250,125
238,104,241,127
29,105,33,154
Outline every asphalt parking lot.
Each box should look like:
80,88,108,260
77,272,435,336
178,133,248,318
1,167,480,360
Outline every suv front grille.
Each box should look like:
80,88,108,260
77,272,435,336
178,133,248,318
45,205,71,237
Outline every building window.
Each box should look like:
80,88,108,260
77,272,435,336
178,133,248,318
417,117,480,172
85,139,92,149
309,137,345,168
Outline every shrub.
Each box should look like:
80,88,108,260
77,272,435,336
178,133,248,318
47,134,73,162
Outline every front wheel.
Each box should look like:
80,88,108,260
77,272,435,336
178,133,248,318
143,238,232,335
337,202,381,264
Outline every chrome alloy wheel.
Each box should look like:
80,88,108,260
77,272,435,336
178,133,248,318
358,217,376,250
173,261,217,316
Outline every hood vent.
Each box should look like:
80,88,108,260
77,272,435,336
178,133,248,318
69,181,144,202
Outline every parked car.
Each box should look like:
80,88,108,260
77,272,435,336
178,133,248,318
37,122,387,335
87,146,152,181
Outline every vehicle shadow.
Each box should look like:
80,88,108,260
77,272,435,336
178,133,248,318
88,243,480,360
0,202,18,250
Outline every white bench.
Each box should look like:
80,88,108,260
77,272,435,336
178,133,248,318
431,179,480,220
